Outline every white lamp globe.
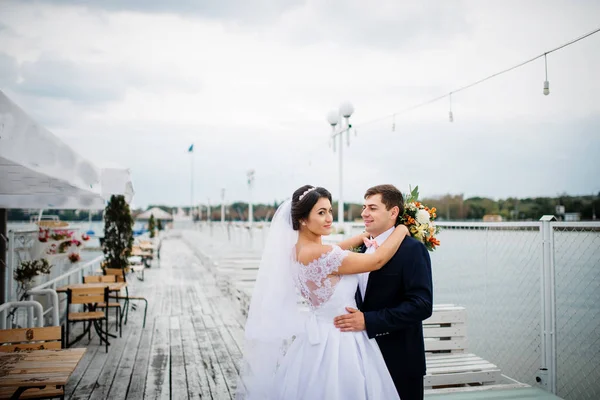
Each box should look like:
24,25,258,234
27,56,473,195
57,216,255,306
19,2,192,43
327,111,339,127
339,102,355,119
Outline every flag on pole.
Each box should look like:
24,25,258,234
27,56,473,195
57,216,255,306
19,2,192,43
188,144,194,152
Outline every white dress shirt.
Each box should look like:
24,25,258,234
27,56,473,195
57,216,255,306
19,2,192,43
359,226,396,300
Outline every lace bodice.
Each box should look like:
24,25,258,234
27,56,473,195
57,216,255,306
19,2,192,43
294,245,350,309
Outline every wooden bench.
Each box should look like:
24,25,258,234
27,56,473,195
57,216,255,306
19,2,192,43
0,327,65,399
424,305,503,391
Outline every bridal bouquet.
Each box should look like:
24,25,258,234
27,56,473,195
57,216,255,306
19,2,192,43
399,186,441,251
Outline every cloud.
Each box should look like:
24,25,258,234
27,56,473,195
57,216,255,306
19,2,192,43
16,55,127,103
1,0,599,207
273,0,471,50
19,0,304,23
0,52,18,87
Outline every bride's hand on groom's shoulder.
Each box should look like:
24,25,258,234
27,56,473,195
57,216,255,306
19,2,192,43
333,307,366,332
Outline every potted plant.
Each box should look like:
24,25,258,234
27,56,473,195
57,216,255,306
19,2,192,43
103,195,134,270
148,214,156,238
13,259,52,298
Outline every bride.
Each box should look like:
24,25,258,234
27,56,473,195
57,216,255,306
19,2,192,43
237,185,409,399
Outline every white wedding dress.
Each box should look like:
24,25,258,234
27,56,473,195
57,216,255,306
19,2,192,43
271,245,400,399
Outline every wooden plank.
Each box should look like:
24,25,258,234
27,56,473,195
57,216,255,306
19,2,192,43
69,344,110,400
104,325,142,400
426,353,478,361
424,309,466,325
428,362,499,375
427,357,488,367
125,318,155,400
0,327,62,344
192,274,214,316
64,339,102,398
423,325,467,338
202,314,239,395
424,382,530,395
179,315,211,398
425,369,501,387
0,342,61,352
160,285,172,317
0,372,70,387
88,314,139,400
191,314,230,398
169,316,188,399
144,315,170,400
424,337,468,352
0,386,64,399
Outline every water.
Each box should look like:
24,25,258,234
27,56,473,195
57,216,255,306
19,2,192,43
428,228,599,399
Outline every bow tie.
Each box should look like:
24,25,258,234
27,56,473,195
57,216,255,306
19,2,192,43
363,237,379,249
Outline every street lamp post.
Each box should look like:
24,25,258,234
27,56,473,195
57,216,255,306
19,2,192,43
221,188,226,224
327,102,354,226
247,170,255,227
207,198,211,222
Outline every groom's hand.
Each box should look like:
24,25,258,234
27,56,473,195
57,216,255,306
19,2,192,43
333,307,365,332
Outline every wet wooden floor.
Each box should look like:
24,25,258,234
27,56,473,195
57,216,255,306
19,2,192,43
65,237,245,400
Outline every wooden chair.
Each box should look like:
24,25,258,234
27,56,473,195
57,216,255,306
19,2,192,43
0,326,65,399
83,275,123,336
103,268,148,328
65,287,109,352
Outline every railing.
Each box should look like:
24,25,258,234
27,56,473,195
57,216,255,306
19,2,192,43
25,255,103,327
0,301,44,329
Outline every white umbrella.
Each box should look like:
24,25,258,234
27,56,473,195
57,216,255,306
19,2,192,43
0,91,134,303
0,90,106,209
136,207,173,220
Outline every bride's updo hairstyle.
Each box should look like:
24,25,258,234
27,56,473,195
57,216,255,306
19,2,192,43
291,185,332,231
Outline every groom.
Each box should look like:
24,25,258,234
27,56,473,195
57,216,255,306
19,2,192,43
334,184,433,400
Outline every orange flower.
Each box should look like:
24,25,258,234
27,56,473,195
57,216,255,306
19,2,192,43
428,236,440,246
415,202,421,207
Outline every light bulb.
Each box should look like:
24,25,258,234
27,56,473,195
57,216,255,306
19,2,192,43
543,80,550,96
449,111,454,122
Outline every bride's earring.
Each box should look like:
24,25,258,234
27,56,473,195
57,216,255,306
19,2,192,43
301,221,306,226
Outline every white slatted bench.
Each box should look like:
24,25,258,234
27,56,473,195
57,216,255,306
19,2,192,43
424,304,510,392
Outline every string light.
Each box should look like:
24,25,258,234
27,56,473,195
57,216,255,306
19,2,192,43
352,26,600,131
543,53,550,96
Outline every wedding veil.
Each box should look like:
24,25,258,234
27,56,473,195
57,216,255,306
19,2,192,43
236,199,305,399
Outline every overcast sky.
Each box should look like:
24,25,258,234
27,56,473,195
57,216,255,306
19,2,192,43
1,0,599,208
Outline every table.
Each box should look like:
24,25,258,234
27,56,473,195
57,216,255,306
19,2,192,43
0,348,85,400
56,282,127,292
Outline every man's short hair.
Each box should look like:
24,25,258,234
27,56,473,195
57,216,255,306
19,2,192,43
364,184,405,224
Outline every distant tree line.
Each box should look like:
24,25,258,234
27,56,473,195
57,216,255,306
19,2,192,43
7,193,599,222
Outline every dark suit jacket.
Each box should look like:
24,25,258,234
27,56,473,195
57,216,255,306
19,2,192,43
356,236,433,378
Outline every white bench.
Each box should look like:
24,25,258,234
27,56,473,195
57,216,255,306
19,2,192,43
424,305,524,393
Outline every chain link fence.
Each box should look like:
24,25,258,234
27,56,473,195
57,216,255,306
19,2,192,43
552,224,600,400
430,223,543,387
427,221,600,399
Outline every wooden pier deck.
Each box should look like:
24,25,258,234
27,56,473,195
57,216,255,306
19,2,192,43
64,234,561,400
65,237,245,400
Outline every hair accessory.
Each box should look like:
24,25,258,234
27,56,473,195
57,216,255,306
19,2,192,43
299,187,316,201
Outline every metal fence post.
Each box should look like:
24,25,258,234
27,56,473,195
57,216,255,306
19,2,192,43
538,215,557,394
6,231,15,303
